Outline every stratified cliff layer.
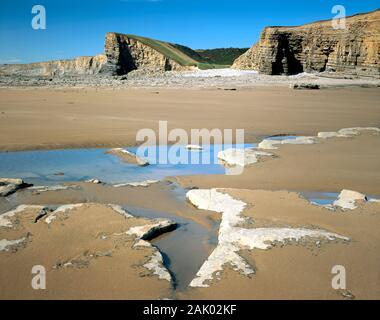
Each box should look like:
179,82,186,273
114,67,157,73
0,55,107,77
0,33,198,77
102,32,197,75
233,10,380,77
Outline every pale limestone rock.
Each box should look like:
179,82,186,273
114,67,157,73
28,185,71,192
333,190,367,210
143,251,172,282
0,205,45,228
106,148,149,166
127,219,177,240
113,180,159,188
217,148,272,167
258,136,316,150
187,189,349,287
127,219,177,282
318,127,380,139
0,238,26,251
0,55,107,77
106,204,133,218
0,178,27,197
45,204,86,224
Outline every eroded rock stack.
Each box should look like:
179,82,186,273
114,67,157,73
232,10,380,77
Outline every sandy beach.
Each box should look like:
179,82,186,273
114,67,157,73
0,87,379,151
1,85,379,300
179,189,380,300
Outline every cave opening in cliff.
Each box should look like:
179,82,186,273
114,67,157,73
273,35,303,75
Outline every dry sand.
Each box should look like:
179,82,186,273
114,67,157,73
0,87,379,151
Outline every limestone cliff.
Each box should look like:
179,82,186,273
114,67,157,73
233,10,380,77
0,55,107,77
102,32,196,75
0,32,196,77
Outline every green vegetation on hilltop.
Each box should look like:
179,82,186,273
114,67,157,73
125,34,248,69
125,34,199,67
195,48,249,65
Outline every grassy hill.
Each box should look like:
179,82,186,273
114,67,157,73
195,48,249,65
125,34,247,69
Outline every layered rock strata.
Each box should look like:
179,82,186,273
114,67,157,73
233,10,380,77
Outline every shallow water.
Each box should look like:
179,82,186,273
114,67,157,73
0,144,253,186
124,205,218,292
299,191,379,206
266,135,298,141
299,191,340,206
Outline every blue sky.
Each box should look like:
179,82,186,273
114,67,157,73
0,0,379,63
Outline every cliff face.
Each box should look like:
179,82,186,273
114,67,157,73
0,55,107,77
233,10,380,77
0,32,195,77
102,32,195,75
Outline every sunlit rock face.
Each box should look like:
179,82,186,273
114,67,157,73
233,10,380,77
102,32,195,75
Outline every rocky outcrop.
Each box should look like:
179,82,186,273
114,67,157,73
0,32,196,77
233,10,380,77
0,55,107,77
102,33,195,75
0,178,30,197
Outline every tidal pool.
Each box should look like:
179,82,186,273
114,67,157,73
0,144,254,186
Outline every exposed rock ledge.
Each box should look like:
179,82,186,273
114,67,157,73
0,203,176,283
309,189,380,211
0,178,30,197
186,189,349,287
0,55,107,77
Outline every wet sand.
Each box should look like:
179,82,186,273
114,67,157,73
177,132,380,195
0,203,174,299
1,86,380,300
0,182,220,298
179,189,380,300
0,87,379,151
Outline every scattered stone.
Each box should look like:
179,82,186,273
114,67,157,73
217,148,273,167
258,136,316,150
0,237,26,252
333,190,367,210
85,178,102,184
28,185,71,193
318,127,380,139
185,144,203,151
127,219,177,241
113,180,159,188
291,83,320,90
339,289,355,300
0,178,31,197
106,148,149,166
